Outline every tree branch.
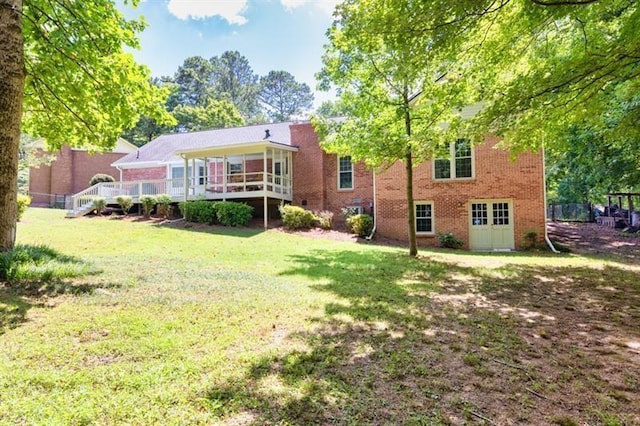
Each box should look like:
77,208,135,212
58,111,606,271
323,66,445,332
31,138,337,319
530,0,598,5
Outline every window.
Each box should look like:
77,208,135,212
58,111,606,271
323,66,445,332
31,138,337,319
471,203,488,226
415,202,434,234
228,162,243,174
492,202,510,226
338,155,353,190
171,165,205,188
434,139,473,180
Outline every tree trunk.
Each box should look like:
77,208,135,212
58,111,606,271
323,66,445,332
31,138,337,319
0,0,25,252
403,90,417,257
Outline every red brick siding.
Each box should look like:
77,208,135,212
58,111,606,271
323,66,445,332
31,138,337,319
376,136,545,250
291,122,374,219
122,167,166,181
29,146,128,206
322,153,374,221
291,123,326,211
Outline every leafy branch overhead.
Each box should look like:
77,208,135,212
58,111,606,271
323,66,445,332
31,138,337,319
20,0,175,152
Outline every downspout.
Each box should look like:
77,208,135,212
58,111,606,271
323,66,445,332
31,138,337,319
542,147,559,253
366,169,377,240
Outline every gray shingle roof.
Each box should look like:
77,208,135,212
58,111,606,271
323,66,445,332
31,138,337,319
113,122,295,166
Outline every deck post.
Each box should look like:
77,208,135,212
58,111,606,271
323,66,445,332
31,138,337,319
263,149,268,229
183,156,188,202
222,155,227,201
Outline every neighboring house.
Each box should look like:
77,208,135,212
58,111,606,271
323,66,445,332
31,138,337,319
71,121,544,250
29,138,137,207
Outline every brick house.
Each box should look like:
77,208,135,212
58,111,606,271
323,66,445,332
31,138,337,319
69,121,544,250
29,138,137,207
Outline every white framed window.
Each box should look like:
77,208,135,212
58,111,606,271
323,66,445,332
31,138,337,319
338,155,354,190
170,164,205,188
415,202,434,235
434,139,474,180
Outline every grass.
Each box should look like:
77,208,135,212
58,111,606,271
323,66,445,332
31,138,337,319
1,208,639,424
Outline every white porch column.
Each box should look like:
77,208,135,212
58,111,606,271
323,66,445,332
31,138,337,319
183,156,188,202
263,149,268,229
222,155,227,201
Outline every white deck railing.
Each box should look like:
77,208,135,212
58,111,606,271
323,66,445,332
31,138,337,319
69,175,292,214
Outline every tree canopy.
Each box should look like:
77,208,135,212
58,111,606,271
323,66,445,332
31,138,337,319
0,0,172,250
316,0,471,255
259,70,314,122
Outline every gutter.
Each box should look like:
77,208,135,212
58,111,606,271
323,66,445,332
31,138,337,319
366,169,377,240
542,147,559,253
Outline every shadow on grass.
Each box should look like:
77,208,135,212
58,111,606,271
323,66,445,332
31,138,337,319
153,220,265,239
197,248,640,424
0,244,107,335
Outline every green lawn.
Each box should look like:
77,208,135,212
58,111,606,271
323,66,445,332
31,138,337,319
1,208,639,425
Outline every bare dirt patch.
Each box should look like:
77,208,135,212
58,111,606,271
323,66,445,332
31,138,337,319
548,221,640,262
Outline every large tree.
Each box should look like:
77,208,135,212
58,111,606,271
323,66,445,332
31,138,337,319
317,0,469,256
210,51,260,120
259,70,314,122
0,0,171,251
172,56,214,108
374,1,640,152
172,99,244,132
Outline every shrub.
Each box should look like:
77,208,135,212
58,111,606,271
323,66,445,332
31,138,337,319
91,196,107,215
279,204,317,229
156,194,172,219
139,195,156,218
17,194,31,221
315,210,334,230
179,200,217,224
115,195,133,215
522,230,539,250
89,173,115,186
437,232,463,249
215,202,254,226
346,214,374,237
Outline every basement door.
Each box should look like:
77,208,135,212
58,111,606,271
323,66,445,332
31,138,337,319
469,200,515,250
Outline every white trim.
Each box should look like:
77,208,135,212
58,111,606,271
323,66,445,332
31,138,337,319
414,201,435,236
433,139,475,181
337,155,354,191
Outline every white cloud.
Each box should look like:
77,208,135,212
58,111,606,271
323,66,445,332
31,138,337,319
280,0,339,15
167,0,249,24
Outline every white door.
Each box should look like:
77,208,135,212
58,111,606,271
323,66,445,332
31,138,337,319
469,200,515,250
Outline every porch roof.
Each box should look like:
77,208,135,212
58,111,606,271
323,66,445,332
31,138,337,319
176,140,298,159
112,121,296,168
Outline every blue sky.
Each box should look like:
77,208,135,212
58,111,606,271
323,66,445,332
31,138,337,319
119,0,339,107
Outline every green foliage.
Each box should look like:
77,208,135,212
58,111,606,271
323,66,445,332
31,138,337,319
259,70,314,121
155,194,172,219
179,200,216,224
17,194,31,222
279,204,317,230
91,197,107,215
89,174,115,186
437,232,463,249
178,200,253,226
215,202,253,227
20,0,175,152
139,195,156,218
346,214,374,238
546,126,640,203
315,210,334,230
172,99,244,132
115,195,134,215
0,244,92,283
522,231,539,250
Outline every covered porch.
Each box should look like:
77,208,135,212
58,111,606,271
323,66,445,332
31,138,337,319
175,140,297,228
67,141,297,223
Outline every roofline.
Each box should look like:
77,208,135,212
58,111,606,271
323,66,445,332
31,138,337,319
110,160,164,169
175,140,299,158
